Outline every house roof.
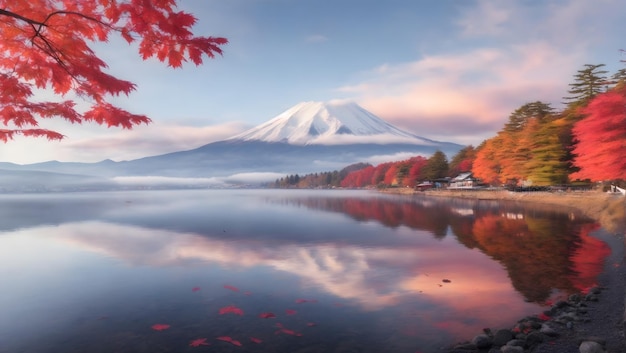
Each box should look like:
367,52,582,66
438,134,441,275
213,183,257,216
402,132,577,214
451,172,473,181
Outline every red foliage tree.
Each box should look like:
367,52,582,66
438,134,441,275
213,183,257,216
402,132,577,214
405,156,428,187
571,88,626,181
0,0,227,141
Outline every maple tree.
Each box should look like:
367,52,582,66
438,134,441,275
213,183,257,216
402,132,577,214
571,87,626,181
0,0,227,142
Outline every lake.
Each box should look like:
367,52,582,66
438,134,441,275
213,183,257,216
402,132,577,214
0,189,611,353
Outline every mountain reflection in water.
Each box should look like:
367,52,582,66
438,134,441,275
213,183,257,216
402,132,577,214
0,190,610,353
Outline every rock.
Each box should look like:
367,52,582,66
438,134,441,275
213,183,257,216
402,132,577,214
492,329,514,346
585,294,599,302
442,279,452,283
577,336,606,347
539,324,559,337
579,341,605,353
505,339,525,347
569,294,582,303
453,342,477,350
500,346,524,353
526,331,546,347
472,334,493,349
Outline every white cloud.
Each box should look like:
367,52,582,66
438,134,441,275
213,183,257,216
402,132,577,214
333,0,616,146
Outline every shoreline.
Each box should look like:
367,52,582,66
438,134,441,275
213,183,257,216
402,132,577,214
381,188,626,353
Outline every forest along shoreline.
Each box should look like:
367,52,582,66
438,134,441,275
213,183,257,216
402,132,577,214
382,188,626,353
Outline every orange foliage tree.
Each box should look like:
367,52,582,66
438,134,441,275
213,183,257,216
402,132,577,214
571,88,626,181
0,0,227,141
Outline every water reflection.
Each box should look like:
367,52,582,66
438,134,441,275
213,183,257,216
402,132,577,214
281,194,609,303
0,190,610,353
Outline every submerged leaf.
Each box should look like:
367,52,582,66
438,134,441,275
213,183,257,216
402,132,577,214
151,324,170,331
189,338,210,347
224,284,239,292
217,336,242,346
285,309,297,315
219,305,244,316
259,312,276,319
250,337,262,344
192,287,201,292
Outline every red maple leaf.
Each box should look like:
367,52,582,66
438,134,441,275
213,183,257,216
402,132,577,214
191,286,201,292
224,284,239,292
250,337,262,344
259,312,276,319
219,305,244,316
189,338,210,347
285,309,297,315
217,336,242,346
151,324,170,331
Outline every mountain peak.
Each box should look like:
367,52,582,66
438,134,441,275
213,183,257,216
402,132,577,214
228,100,436,146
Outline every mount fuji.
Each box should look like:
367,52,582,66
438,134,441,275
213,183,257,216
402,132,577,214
229,100,437,146
0,101,463,188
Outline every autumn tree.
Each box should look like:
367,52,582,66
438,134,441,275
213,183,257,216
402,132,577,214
0,0,227,141
571,87,626,181
563,64,609,107
448,145,476,177
472,139,502,185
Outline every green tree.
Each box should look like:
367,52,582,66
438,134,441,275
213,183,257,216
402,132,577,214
420,150,449,180
503,101,554,133
563,64,609,107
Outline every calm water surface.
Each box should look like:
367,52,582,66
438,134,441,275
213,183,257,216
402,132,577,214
0,189,610,353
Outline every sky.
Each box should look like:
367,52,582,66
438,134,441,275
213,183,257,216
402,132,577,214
2,0,626,164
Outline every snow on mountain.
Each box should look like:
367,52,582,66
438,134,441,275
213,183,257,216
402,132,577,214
229,100,437,145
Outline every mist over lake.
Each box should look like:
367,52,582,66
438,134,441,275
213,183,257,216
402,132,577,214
0,189,609,353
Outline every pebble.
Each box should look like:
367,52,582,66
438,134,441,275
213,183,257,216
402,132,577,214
500,346,524,353
579,340,605,353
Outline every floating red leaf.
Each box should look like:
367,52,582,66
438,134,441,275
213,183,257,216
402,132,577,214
285,309,297,315
189,338,210,347
250,337,262,344
275,328,302,336
151,324,170,331
259,312,276,319
219,305,244,316
192,287,201,292
217,336,242,346
224,285,239,292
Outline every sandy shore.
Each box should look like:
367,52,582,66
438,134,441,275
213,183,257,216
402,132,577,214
385,188,626,234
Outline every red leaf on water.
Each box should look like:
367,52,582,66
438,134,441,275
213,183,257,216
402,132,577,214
224,285,239,292
217,336,243,347
219,305,244,316
278,328,302,336
259,312,276,319
151,324,170,331
250,337,262,344
189,338,210,347
192,287,201,292
285,309,297,315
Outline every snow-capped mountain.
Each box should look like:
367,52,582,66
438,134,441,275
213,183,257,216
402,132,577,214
229,101,436,145
0,100,464,186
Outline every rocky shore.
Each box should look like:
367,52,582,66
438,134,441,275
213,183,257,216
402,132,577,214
381,188,626,353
